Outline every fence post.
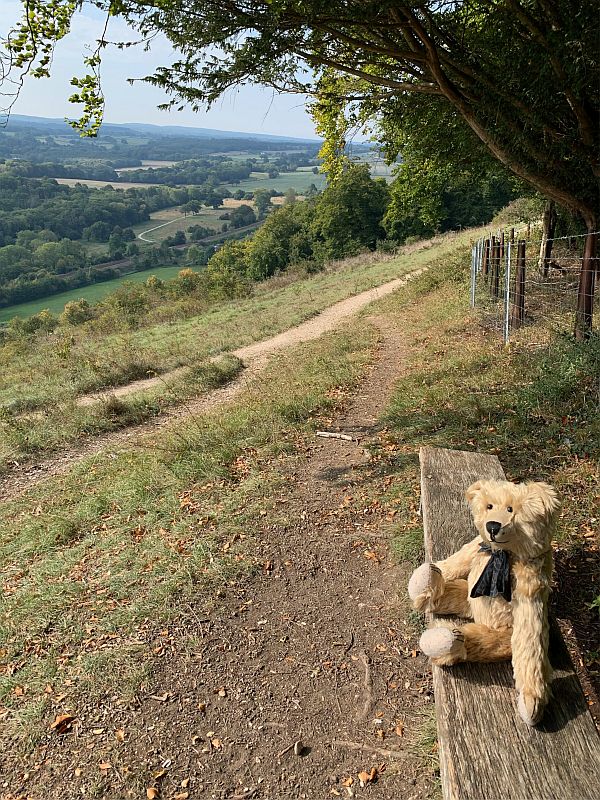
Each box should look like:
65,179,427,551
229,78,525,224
510,240,526,328
510,227,515,246
575,231,597,340
470,245,477,308
482,237,490,278
490,236,500,299
504,241,511,343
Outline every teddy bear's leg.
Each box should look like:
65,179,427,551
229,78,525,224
408,563,472,617
458,623,512,662
421,623,512,667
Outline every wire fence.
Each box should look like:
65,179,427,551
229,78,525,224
470,227,599,344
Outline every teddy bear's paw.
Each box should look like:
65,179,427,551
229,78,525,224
408,563,444,610
419,627,466,665
517,691,545,727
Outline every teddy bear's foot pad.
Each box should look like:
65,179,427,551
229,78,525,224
419,627,467,664
517,691,544,727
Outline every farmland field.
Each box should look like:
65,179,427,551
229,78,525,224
132,207,228,245
221,169,326,193
0,265,196,322
53,168,327,194
54,177,162,190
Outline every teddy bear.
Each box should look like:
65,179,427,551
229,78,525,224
408,478,560,726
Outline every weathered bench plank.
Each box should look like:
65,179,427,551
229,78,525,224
420,446,600,800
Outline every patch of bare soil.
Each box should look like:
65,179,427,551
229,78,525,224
0,270,425,503
2,318,436,800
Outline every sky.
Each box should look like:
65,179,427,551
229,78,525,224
0,2,318,138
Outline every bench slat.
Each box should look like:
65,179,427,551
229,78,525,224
420,446,600,800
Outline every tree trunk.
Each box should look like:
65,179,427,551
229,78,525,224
538,200,557,277
574,230,597,340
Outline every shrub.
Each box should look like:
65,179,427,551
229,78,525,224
60,298,94,326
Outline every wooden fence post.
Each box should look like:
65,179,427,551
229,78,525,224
510,228,515,246
575,231,597,340
482,238,490,278
510,240,526,328
490,236,500,299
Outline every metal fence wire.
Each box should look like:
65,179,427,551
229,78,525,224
470,228,599,344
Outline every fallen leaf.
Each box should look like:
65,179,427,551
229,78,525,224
93,727,105,735
211,737,222,749
13,686,25,697
342,777,354,787
197,702,206,714
358,766,378,787
154,768,168,780
74,767,82,777
146,789,159,800
181,778,190,788
99,762,112,772
50,714,76,735
151,692,169,702
395,722,405,737
115,728,125,742
174,794,189,800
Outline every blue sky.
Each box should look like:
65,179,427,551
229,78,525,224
1,2,318,138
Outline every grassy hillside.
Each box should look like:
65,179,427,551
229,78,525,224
1,232,597,765
0,232,473,470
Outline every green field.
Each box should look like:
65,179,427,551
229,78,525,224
222,169,326,194
0,265,195,322
132,208,224,245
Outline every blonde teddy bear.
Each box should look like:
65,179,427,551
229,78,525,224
408,479,560,726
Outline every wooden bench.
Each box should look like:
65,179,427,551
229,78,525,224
419,446,600,800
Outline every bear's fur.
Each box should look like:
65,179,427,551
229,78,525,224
408,479,560,726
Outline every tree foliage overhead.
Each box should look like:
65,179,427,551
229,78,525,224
3,1,598,228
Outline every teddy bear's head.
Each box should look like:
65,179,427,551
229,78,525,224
465,479,560,558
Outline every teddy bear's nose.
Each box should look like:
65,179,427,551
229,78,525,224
486,521,502,538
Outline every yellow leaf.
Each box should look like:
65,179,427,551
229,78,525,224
115,728,125,742
146,788,159,800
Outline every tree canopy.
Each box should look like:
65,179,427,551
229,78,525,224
3,1,598,229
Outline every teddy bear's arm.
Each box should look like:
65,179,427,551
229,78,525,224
511,560,552,726
435,535,482,580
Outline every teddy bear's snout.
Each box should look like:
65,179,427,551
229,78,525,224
486,520,502,539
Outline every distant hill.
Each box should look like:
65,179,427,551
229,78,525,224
8,114,321,145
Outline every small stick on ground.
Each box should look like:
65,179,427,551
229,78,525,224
357,649,374,721
316,431,355,441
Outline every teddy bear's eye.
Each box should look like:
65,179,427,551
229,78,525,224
507,506,513,513
486,504,493,510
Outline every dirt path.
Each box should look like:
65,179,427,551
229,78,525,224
9,315,435,800
78,268,426,406
0,269,425,502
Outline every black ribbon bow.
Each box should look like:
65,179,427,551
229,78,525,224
470,542,512,601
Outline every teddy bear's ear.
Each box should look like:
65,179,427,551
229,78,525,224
465,480,483,504
524,482,560,519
